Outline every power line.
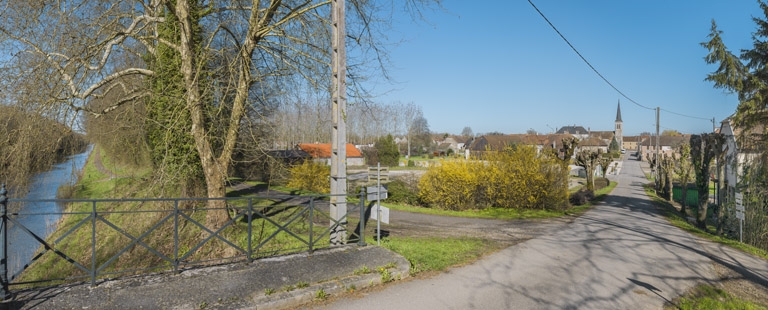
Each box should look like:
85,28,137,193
526,0,654,111
660,108,712,121
528,0,719,129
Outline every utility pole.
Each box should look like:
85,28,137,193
655,107,660,187
330,0,347,245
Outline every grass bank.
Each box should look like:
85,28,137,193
645,184,768,308
383,181,617,220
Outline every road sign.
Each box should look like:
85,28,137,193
367,185,388,201
736,211,745,220
735,192,744,212
370,203,390,224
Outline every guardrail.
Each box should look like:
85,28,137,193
0,185,368,299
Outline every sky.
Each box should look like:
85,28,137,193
372,1,764,136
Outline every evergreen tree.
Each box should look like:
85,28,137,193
375,134,400,167
608,137,620,154
702,1,768,146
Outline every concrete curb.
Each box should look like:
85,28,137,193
252,247,410,309
12,245,410,310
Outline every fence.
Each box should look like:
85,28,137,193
0,185,369,299
672,187,700,208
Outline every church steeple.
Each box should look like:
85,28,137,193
616,100,622,122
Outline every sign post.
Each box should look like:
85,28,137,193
367,163,389,245
735,193,744,243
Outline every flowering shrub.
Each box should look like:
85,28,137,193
286,160,330,194
418,145,567,210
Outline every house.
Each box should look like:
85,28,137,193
577,136,609,153
622,136,640,153
637,135,689,160
265,149,310,164
556,126,590,140
466,133,574,159
296,143,365,166
719,117,762,203
432,135,469,155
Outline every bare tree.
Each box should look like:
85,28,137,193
461,126,474,139
674,144,694,216
575,149,600,191
0,0,440,228
690,133,725,230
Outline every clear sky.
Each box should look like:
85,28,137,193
373,1,763,136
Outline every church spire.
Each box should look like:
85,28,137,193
615,100,622,122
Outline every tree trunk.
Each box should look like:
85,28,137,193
680,187,688,216
696,190,709,230
176,0,230,229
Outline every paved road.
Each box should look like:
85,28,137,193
317,156,768,309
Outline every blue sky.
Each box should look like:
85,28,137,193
373,1,763,136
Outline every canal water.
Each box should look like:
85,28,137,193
8,145,92,279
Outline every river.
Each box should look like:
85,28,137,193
7,145,92,279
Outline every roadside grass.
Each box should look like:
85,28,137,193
354,182,619,278
383,181,617,220
645,183,768,309
643,184,768,261
371,235,502,276
668,284,766,310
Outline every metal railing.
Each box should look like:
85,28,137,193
0,185,368,298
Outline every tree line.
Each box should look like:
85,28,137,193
0,0,440,228
0,106,88,196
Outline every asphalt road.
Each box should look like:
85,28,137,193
316,156,766,309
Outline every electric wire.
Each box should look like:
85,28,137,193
660,108,712,121
527,0,654,111
528,0,715,126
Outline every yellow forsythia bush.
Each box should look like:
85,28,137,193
418,160,482,210
287,160,331,194
418,145,567,210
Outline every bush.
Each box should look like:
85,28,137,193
418,160,480,210
594,177,610,190
418,146,568,211
375,135,400,166
569,189,594,206
286,160,330,194
385,179,419,205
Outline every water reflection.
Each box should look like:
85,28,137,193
8,145,92,279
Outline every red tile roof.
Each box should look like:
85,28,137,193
297,143,363,158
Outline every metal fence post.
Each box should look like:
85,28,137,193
173,200,180,274
246,198,253,263
309,197,314,254
0,184,11,300
358,188,366,246
91,201,97,287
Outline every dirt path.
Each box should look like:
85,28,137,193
91,147,120,180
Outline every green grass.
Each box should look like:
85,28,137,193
19,146,339,286
383,181,617,220
670,284,766,310
643,185,768,261
374,236,501,275
647,179,768,309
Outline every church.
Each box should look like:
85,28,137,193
554,101,623,153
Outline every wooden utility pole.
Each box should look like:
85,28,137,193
330,0,347,245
